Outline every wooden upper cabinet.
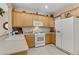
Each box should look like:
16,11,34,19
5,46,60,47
44,17,50,27
22,13,33,27
12,11,24,27
38,16,49,27
38,16,44,24
12,11,54,27
39,16,54,27
12,11,33,27
33,15,39,20
49,18,54,27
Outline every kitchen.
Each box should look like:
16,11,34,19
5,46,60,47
12,4,56,54
0,3,79,55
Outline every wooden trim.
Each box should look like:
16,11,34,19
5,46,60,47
60,7,79,15
12,8,54,18
55,7,79,18
10,50,27,55
55,15,61,18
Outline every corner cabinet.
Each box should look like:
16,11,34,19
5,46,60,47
45,34,52,44
12,11,54,27
45,33,56,45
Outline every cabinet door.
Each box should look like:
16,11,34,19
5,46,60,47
33,15,38,20
21,13,33,27
12,11,33,27
43,17,50,27
50,18,54,27
38,16,49,27
12,11,23,27
25,35,35,48
51,33,56,45
45,34,51,44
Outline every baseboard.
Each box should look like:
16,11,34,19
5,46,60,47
56,46,73,55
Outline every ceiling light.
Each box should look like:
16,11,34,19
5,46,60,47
45,5,48,9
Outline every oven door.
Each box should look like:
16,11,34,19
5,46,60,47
35,33,45,47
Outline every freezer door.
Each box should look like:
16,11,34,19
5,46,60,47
55,17,62,48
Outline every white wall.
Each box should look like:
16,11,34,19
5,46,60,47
7,4,12,35
0,3,9,36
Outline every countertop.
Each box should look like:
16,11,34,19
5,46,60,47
46,32,56,34
0,34,28,55
24,32,56,36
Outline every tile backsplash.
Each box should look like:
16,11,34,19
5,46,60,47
22,27,50,34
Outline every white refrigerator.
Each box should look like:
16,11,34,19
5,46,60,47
55,17,62,48
56,17,79,54
61,17,79,54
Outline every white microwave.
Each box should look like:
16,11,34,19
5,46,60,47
33,20,43,26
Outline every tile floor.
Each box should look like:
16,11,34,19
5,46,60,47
27,44,67,55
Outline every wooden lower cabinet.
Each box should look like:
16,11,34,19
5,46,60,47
25,35,35,48
45,33,56,45
45,34,52,44
25,32,56,48
51,33,56,45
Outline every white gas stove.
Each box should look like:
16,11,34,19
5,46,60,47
35,33,45,47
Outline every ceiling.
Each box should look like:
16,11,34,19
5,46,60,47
12,3,77,16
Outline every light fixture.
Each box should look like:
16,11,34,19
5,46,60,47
45,5,48,9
